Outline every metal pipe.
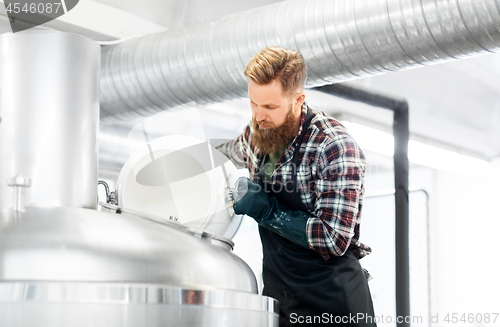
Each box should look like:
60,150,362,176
100,0,500,120
394,103,410,326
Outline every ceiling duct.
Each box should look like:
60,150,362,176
100,0,500,120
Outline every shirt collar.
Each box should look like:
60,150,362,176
295,103,309,138
287,103,309,149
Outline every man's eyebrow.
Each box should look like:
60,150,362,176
248,97,279,107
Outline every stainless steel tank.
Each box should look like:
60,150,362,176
0,206,277,326
0,30,100,209
0,31,278,326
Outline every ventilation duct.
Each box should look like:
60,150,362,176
100,0,500,120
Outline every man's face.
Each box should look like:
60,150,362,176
248,79,305,154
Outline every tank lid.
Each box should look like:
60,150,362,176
100,202,235,250
115,133,244,240
0,206,257,293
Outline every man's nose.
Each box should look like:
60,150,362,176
254,107,267,122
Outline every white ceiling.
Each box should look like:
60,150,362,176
1,0,499,163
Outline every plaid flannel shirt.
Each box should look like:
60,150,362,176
217,104,371,260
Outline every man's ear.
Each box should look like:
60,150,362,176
295,92,306,107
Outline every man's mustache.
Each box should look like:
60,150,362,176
253,119,275,130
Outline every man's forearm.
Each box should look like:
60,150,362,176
216,136,247,169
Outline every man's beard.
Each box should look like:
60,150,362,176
252,105,298,155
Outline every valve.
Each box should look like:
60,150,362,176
7,174,31,212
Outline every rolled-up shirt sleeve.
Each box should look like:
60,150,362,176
215,125,251,169
306,133,366,260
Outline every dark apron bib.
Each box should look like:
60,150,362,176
256,108,376,327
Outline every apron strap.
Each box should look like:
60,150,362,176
291,107,314,189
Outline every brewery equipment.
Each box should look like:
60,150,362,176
0,31,278,327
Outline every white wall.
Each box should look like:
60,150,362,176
360,159,500,327
432,163,500,325
362,166,434,326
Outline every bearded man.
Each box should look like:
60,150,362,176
217,46,376,327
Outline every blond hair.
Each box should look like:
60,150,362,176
244,47,307,97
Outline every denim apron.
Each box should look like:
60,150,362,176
256,108,376,327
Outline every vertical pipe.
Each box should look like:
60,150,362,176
393,104,410,326
0,31,101,209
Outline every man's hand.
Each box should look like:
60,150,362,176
233,177,270,222
232,177,311,250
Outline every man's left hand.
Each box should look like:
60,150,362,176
233,177,270,222
232,177,311,250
